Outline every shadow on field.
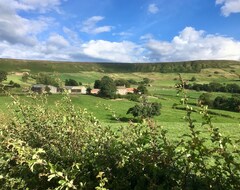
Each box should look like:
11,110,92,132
108,114,139,123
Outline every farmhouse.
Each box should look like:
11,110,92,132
91,88,100,94
31,84,58,94
64,86,87,94
116,86,136,95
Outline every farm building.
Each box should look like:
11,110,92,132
31,84,58,94
116,86,127,95
91,88,100,94
116,86,136,95
64,86,87,94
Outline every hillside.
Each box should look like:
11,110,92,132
0,58,239,73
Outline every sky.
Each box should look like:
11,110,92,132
0,0,240,63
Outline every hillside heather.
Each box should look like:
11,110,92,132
0,78,240,189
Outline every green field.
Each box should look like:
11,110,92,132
1,59,240,140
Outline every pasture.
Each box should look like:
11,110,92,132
1,62,240,141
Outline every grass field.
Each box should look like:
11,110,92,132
1,61,240,141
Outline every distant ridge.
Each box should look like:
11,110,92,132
0,58,239,73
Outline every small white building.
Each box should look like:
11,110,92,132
64,86,87,94
116,86,128,95
116,86,136,95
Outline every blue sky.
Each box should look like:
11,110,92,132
0,0,240,62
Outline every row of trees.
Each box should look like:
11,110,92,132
199,93,240,112
186,82,240,93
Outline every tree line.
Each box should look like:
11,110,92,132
199,93,240,112
186,82,240,93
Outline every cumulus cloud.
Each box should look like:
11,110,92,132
81,40,146,62
0,38,147,62
145,27,240,61
0,1,52,45
17,0,63,12
148,3,159,14
216,0,240,16
81,16,112,34
47,34,69,48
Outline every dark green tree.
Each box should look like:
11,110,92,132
137,84,148,94
99,76,117,98
94,80,101,88
65,79,79,86
0,71,7,83
190,76,197,82
115,79,130,87
86,87,92,94
143,77,151,84
127,96,161,120
198,93,213,107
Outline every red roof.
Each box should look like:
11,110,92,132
126,88,135,92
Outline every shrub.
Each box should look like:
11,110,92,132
1,82,240,189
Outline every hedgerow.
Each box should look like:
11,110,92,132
0,77,240,189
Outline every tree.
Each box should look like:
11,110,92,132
198,93,213,107
22,73,29,82
36,73,59,87
99,76,117,98
65,79,79,86
0,71,7,83
127,96,161,120
143,77,151,84
115,79,130,87
127,79,138,85
136,84,148,94
86,87,92,94
94,80,101,88
190,76,196,82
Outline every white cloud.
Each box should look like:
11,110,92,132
148,3,159,14
145,27,240,61
81,40,146,62
81,16,112,34
216,0,240,16
17,0,63,12
0,0,52,45
47,34,69,48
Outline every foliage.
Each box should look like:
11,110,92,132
21,73,29,82
0,70,7,83
213,95,240,112
1,76,240,189
189,76,197,81
136,84,148,94
86,87,92,94
9,80,21,88
139,77,152,85
1,59,238,73
94,79,101,88
124,93,140,102
198,93,240,112
98,76,117,99
65,79,79,86
127,79,138,85
36,73,60,87
115,79,130,87
127,96,161,120
198,93,213,107
186,82,240,93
